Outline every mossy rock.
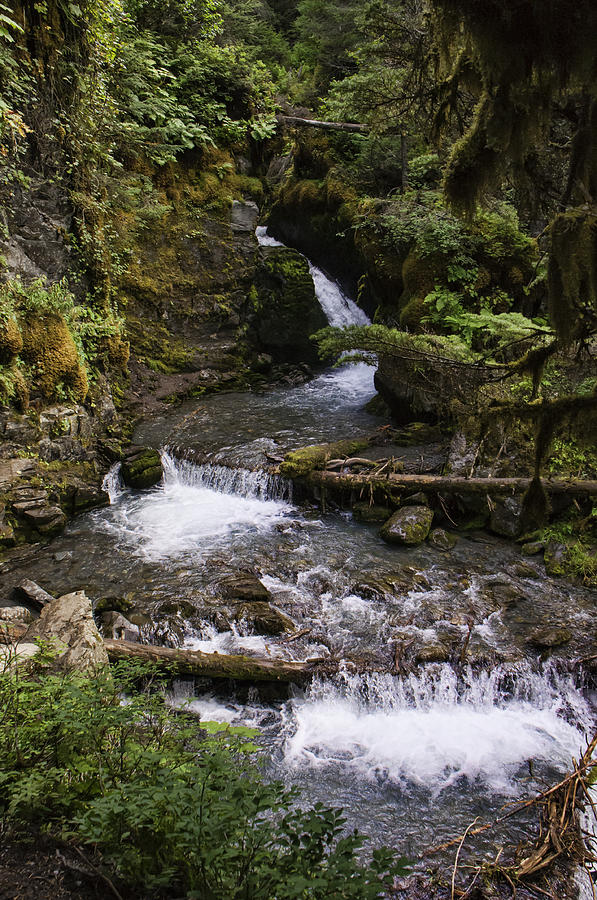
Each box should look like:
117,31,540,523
380,505,434,545
0,317,23,363
399,296,427,332
121,448,163,489
94,596,133,616
280,438,370,478
252,248,328,365
20,313,88,403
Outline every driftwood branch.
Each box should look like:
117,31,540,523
277,115,370,134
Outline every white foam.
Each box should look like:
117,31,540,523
282,667,591,795
101,453,293,560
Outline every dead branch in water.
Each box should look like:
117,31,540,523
426,731,597,897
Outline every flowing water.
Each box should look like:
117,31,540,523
10,228,597,875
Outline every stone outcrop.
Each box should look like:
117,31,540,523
24,590,109,673
251,247,328,366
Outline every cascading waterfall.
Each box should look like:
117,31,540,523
102,462,124,503
161,450,293,502
281,665,591,795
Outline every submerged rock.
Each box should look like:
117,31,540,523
352,502,392,524
121,447,163,489
428,528,458,551
527,625,572,649
380,505,434,545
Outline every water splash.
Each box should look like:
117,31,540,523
162,451,292,502
102,463,124,503
282,664,592,795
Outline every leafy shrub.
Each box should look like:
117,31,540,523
0,658,407,898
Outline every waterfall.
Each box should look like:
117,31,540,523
256,224,370,328
162,450,292,502
282,663,592,795
102,463,124,503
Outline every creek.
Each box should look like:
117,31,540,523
14,228,597,873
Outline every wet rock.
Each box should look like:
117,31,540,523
415,643,450,664
489,496,522,539
544,541,568,576
521,540,545,557
235,602,295,635
352,502,392,524
380,505,434,546
157,599,198,618
480,579,521,608
527,625,572,649
100,611,139,642
24,590,108,673
230,200,259,233
121,447,163,489
428,528,458,551
216,572,272,603
510,562,538,578
10,579,54,612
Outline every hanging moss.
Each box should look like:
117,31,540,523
548,210,597,344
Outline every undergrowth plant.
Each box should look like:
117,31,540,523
0,656,407,898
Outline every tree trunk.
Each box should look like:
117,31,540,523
307,470,597,497
104,639,319,682
277,115,369,134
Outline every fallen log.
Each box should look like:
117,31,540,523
307,470,597,497
277,115,369,134
104,639,320,682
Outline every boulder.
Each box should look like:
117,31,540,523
380,505,434,545
521,540,545,557
235,602,295,635
252,248,328,366
121,447,163,489
24,590,109,673
428,528,458,551
100,611,139,642
216,572,272,603
10,579,54,612
489,496,522,539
